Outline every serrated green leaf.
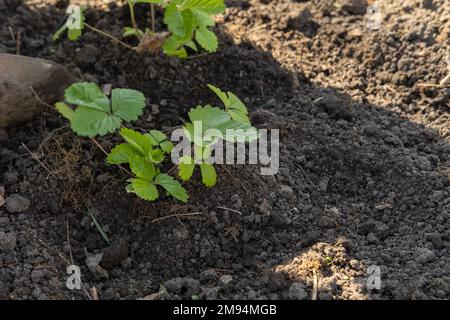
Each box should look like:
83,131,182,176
163,35,189,58
184,105,254,145
207,84,230,107
154,174,189,202
107,143,137,164
70,107,121,137
207,85,249,122
227,109,250,123
226,91,251,125
129,156,156,180
130,178,159,201
65,82,110,112
188,105,230,131
68,28,82,41
185,40,198,51
120,128,153,157
97,114,123,135
195,27,218,52
202,145,212,159
55,102,74,121
146,130,168,145
55,5,85,41
145,130,173,153
192,8,215,27
164,3,195,38
111,88,146,122
183,105,225,146
227,92,247,114
217,123,257,142
148,149,165,163
178,156,195,181
200,163,217,187
160,141,174,153
180,0,225,14
69,108,104,137
62,83,147,137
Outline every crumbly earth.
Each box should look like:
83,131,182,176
0,0,449,300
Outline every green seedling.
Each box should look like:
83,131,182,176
54,0,226,57
107,128,188,202
55,82,146,137
178,85,258,187
87,207,112,245
162,0,226,57
56,82,257,204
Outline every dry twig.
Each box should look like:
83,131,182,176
150,212,208,224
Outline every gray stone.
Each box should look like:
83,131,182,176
259,198,272,215
0,54,74,128
5,194,30,213
230,194,243,210
338,0,368,15
287,8,313,30
141,291,170,300
201,287,219,300
417,248,436,263
421,0,434,9
31,269,46,283
219,275,233,286
0,231,17,251
267,271,288,291
367,232,379,244
199,269,219,283
164,278,183,294
288,282,308,300
100,240,129,269
279,185,294,200
426,233,444,249
3,172,18,185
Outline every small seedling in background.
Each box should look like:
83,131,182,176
53,0,226,57
53,5,135,50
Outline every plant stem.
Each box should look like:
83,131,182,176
90,137,133,175
128,2,141,39
150,4,155,33
84,23,135,50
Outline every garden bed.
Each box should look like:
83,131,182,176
0,0,449,300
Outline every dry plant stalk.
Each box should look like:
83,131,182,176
42,131,93,209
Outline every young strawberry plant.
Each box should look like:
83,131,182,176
53,0,226,57
55,82,146,137
55,82,257,204
108,128,188,202
178,85,258,187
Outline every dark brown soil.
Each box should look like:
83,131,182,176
0,0,449,300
